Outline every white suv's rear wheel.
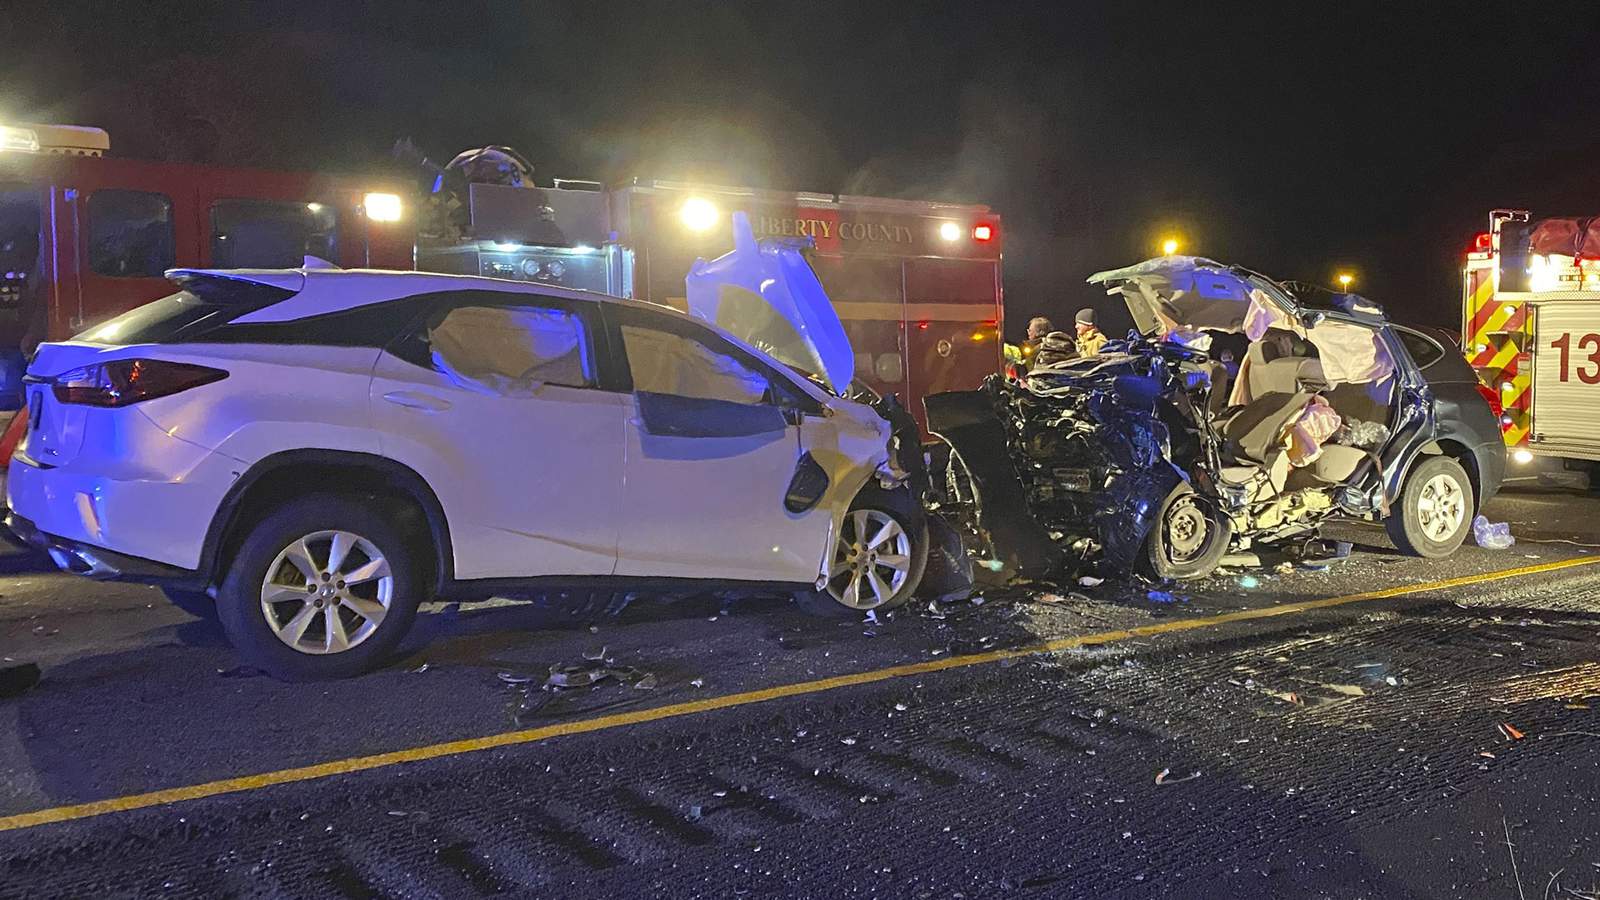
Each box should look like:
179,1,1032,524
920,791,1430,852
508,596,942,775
217,495,424,680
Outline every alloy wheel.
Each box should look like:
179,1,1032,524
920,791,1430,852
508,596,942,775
259,530,394,655
826,509,912,610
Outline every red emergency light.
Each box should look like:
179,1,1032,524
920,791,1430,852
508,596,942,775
972,223,995,242
1471,232,1492,253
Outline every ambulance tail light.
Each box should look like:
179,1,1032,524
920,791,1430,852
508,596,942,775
1471,232,1492,254
972,223,995,242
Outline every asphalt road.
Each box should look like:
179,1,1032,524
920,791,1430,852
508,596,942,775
3,487,1600,898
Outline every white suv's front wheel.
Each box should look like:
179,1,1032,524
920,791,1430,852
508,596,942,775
217,495,424,680
795,500,929,617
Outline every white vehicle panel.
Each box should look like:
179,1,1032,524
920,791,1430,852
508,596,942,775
369,350,626,580
615,399,829,582
1529,300,1600,458
127,344,386,462
7,404,240,569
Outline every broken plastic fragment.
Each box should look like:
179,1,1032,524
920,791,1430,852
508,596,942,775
1077,575,1104,588
1498,722,1526,741
1473,516,1515,550
1154,768,1201,785
978,559,1005,572
1146,590,1179,604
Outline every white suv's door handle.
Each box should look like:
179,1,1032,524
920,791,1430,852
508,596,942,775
383,390,452,412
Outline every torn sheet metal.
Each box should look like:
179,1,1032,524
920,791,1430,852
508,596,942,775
926,255,1465,582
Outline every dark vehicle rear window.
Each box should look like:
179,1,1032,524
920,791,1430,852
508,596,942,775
1395,324,1477,383
76,280,296,345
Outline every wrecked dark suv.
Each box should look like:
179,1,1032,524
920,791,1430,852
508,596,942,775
927,256,1506,581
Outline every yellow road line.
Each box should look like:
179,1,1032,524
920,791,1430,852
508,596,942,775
2,555,1595,834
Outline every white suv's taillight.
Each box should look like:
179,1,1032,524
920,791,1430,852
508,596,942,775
52,359,228,407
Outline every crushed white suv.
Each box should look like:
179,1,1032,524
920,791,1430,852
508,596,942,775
6,214,929,679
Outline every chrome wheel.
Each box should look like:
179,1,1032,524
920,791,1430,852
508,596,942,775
1416,473,1466,542
260,530,393,655
826,509,912,610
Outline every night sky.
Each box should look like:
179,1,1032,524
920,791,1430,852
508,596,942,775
5,1,1598,336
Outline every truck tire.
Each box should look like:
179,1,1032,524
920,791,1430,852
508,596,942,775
160,587,216,621
1143,483,1232,580
216,494,426,680
795,499,929,617
1386,455,1474,558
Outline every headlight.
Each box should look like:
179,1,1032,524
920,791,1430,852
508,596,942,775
362,192,403,223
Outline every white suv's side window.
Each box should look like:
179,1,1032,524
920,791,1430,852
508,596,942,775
429,303,591,396
621,323,770,405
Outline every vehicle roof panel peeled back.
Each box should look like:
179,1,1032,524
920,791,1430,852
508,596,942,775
685,211,854,395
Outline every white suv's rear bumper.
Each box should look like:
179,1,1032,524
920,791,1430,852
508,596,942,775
5,412,242,573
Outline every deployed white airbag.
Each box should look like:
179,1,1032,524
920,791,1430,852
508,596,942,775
429,305,587,396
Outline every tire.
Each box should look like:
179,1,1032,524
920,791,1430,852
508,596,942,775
215,494,426,680
795,499,929,617
161,587,216,621
1386,455,1474,558
1143,483,1232,580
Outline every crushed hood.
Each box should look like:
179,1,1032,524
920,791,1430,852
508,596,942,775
686,211,853,394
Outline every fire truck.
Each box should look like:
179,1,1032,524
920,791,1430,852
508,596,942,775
0,121,414,411
0,123,1003,431
414,176,1004,428
1463,209,1600,469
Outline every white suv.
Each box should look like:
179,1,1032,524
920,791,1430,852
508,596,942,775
6,215,928,679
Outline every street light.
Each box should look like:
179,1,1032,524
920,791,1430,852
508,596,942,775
1161,237,1179,256
1337,272,1354,291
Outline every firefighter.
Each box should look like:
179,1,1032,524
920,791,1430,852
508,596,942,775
1075,307,1108,356
1004,316,1056,376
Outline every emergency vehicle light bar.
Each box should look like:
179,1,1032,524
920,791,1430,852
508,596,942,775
0,123,110,157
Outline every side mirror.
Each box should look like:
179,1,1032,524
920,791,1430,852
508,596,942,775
636,391,788,438
1298,309,1327,329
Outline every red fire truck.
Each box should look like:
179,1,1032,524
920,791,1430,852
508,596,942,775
1463,209,1600,470
0,122,414,407
0,124,1003,431
412,177,1004,428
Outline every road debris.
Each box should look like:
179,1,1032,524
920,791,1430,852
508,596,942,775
1474,516,1516,550
408,662,431,674
1078,575,1104,588
502,649,663,720
0,662,41,698
1155,768,1201,785
1321,683,1367,697
1499,722,1527,741
1237,575,1261,589
217,665,266,679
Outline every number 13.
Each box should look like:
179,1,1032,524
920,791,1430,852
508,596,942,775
1551,332,1600,384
